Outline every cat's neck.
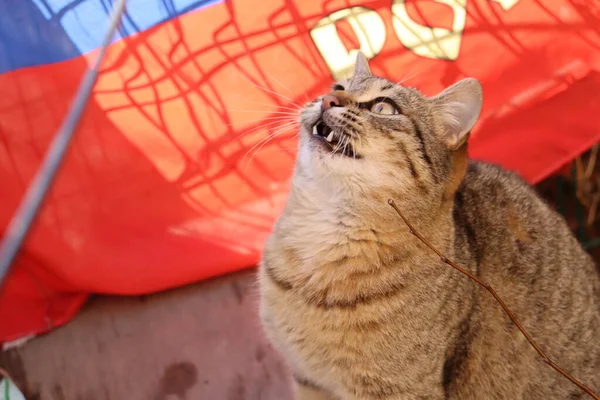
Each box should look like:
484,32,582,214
276,173,455,269
267,174,458,309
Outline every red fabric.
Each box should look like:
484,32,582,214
1,0,600,342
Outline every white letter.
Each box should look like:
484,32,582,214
310,7,386,80
391,0,467,60
490,0,519,10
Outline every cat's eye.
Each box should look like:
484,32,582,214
370,101,399,115
333,84,345,91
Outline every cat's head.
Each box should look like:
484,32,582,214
297,53,482,206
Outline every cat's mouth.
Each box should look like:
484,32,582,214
311,120,356,158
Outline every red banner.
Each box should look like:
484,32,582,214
1,0,599,343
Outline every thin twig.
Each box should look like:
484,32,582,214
387,199,600,400
587,193,600,227
585,145,599,180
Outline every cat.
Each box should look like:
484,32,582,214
258,53,600,400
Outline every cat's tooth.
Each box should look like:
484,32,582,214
312,125,318,135
325,131,334,142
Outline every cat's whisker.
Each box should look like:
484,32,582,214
343,136,351,159
243,122,299,171
229,115,299,139
327,118,363,134
242,70,301,107
356,132,364,153
337,135,345,153
243,126,296,169
230,94,302,112
315,165,335,184
263,73,311,104
231,119,298,142
237,100,302,113
340,135,349,155
330,134,346,156
227,115,296,128
233,125,296,146
228,109,300,116
235,116,298,126
277,147,300,151
242,131,291,171
237,119,299,146
347,111,368,124
395,64,435,86
246,81,303,109
312,154,336,184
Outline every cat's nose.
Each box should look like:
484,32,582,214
322,94,342,110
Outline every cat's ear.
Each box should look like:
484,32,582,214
431,78,483,150
353,51,372,77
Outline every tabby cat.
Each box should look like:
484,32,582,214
259,53,600,399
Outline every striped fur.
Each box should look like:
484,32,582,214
259,60,600,399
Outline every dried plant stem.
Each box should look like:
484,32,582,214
387,199,600,400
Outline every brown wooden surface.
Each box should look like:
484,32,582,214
0,270,293,400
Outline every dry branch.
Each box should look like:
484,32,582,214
387,199,600,400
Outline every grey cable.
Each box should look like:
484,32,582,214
0,0,128,289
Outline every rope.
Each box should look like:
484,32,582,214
0,0,128,289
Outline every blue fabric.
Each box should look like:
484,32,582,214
0,0,222,73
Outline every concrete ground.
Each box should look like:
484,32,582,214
0,270,293,400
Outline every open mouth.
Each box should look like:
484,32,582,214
311,121,356,158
